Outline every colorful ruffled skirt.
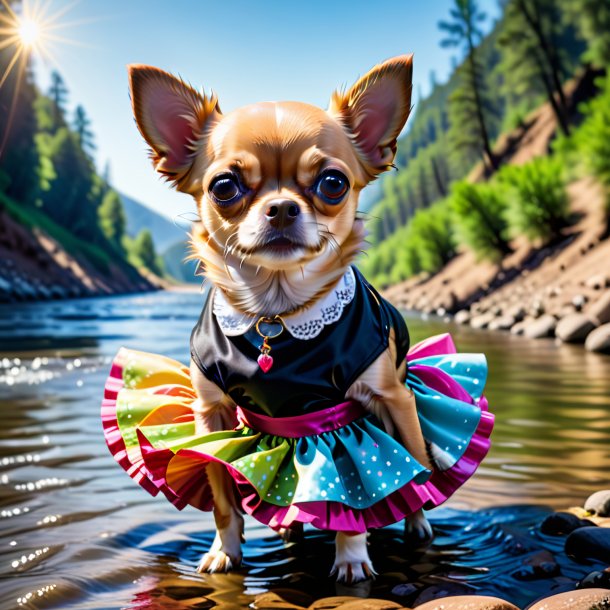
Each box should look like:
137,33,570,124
102,333,494,533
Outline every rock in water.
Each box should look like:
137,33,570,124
524,315,557,339
565,526,610,562
588,291,610,325
555,313,596,343
488,315,516,331
585,490,610,517
470,312,496,329
416,596,519,610
526,589,610,609
585,324,610,354
540,512,595,535
578,568,610,590
454,309,471,325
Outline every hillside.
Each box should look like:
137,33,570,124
0,192,165,302
119,192,187,252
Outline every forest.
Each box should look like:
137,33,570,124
0,0,164,289
359,0,610,288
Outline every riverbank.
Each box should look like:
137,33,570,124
1,291,609,608
0,202,170,303
383,177,610,354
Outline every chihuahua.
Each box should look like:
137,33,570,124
128,55,434,582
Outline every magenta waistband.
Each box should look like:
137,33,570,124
236,401,367,438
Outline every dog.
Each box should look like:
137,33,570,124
127,55,436,583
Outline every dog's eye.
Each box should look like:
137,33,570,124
315,170,349,204
209,174,242,205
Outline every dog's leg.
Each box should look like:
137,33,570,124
404,508,434,546
197,462,244,572
190,362,244,573
331,532,376,583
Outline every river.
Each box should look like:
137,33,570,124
0,290,608,609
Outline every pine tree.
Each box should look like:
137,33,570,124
73,105,96,157
560,0,610,67
48,70,68,131
439,0,498,171
498,0,576,135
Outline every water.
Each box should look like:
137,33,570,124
0,291,608,609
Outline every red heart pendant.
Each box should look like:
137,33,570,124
257,353,274,373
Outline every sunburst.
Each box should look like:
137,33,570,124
0,0,90,156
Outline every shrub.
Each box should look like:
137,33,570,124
450,181,512,260
576,76,610,215
408,202,455,272
498,157,570,243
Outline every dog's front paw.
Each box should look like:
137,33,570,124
197,550,240,573
278,522,304,543
330,560,377,583
405,509,434,546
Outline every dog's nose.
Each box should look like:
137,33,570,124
264,199,300,230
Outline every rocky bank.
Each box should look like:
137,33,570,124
383,176,610,355
0,206,168,303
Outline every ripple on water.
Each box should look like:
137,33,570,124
0,294,609,609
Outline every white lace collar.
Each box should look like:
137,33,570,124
212,267,356,340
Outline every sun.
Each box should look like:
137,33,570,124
18,17,39,47
0,0,87,157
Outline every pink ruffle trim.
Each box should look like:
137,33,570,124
102,333,494,533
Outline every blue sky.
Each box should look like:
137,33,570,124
30,0,500,221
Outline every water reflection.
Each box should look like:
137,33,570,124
0,292,608,609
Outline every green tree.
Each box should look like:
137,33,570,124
573,76,610,218
98,190,126,250
560,0,610,68
499,157,570,243
131,229,163,276
48,70,68,131
0,31,39,203
409,202,456,272
498,0,579,135
36,127,101,241
439,0,498,171
450,181,512,259
73,105,96,157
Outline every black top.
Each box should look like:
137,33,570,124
190,267,409,418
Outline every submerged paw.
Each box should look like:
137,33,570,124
196,550,239,573
330,560,377,584
405,514,434,546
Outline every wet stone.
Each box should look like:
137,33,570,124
565,526,610,563
589,291,610,325
577,568,610,590
555,313,595,343
585,324,610,353
540,512,596,536
585,490,610,518
416,597,519,610
488,315,516,331
390,582,418,598
526,588,610,610
412,582,476,606
512,550,560,580
524,315,557,339
454,309,471,325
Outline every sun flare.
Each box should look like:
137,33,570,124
0,0,88,157
18,17,39,47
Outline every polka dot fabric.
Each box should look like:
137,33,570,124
102,334,494,533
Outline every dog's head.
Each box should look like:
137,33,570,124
128,56,412,314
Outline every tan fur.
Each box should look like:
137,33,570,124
129,55,424,579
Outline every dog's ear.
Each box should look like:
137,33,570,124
128,64,222,191
328,55,413,178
